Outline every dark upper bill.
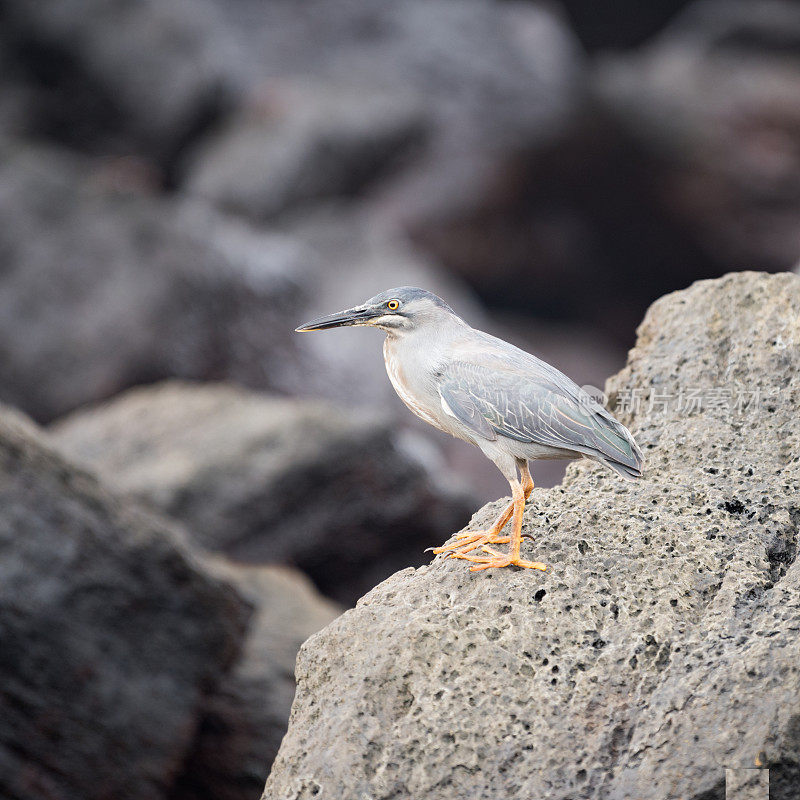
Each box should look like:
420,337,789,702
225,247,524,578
295,306,379,332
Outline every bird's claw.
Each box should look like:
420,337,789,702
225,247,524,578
431,531,510,556
431,530,500,554
451,545,549,572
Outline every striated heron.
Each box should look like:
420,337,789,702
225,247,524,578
296,287,643,572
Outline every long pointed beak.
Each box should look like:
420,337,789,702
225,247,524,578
295,305,377,332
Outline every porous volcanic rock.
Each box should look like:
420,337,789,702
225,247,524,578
173,560,341,800
0,406,250,800
50,382,473,604
263,272,800,800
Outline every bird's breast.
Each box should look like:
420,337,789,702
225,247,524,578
383,339,442,429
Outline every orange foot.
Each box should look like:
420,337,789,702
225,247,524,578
451,546,549,572
431,531,510,556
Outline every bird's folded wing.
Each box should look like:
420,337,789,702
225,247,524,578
438,381,498,441
438,361,638,466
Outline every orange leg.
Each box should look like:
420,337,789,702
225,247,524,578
450,473,548,572
433,463,536,559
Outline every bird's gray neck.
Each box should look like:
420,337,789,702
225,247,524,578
384,315,466,389
384,313,466,355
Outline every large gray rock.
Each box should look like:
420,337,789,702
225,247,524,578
263,272,800,799
0,406,250,800
596,0,800,274
174,560,341,800
50,382,473,604
0,141,305,422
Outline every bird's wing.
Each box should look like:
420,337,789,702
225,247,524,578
438,380,497,441
438,359,640,470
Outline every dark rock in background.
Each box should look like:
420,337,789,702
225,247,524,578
399,113,724,344
50,381,474,605
0,142,305,422
185,82,428,223
596,0,800,277
186,0,586,285
0,405,250,800
172,559,340,800
263,272,800,799
558,0,694,50
212,0,581,155
0,0,237,168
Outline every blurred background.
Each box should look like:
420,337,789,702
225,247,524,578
1,1,800,796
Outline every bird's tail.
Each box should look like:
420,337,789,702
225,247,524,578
599,454,643,481
590,413,644,481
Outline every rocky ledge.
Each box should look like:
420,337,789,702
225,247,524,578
263,272,800,800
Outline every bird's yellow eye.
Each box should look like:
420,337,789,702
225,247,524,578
387,300,400,311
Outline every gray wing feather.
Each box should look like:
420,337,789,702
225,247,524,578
438,381,497,441
438,360,642,473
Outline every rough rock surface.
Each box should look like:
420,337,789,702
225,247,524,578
0,141,305,422
0,406,250,800
173,560,341,800
263,272,800,800
50,382,473,604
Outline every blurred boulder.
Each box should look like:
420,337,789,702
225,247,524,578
0,0,238,165
263,271,800,799
218,0,581,153
0,141,306,422
187,0,583,227
0,405,250,800
596,0,800,274
186,82,427,222
50,381,474,604
173,560,341,800
406,0,800,342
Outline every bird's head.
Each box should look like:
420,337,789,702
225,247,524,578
295,287,458,335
